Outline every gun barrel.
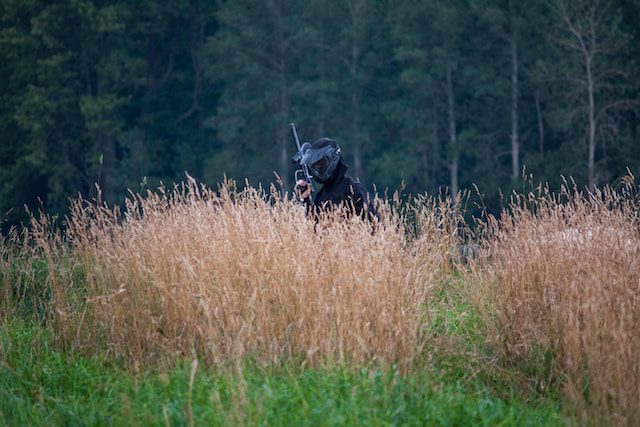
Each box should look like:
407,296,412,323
289,122,302,151
289,123,313,186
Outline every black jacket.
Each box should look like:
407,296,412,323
304,161,378,221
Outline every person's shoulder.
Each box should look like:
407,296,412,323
344,176,370,198
343,174,361,187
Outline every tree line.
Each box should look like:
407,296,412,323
1,0,639,228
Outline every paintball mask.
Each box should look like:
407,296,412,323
300,138,341,183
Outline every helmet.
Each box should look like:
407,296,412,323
301,138,341,183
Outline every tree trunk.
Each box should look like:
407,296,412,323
279,124,289,190
351,86,362,180
318,49,327,136
429,111,439,190
350,43,363,180
510,8,519,182
556,0,605,191
535,90,544,156
586,56,596,190
273,1,290,191
278,71,290,191
177,18,204,124
98,131,117,204
446,66,458,196
420,148,428,189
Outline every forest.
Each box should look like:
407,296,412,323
3,2,640,424
1,0,639,228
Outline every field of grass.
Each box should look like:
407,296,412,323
1,177,639,425
1,319,567,426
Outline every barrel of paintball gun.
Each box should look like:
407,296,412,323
289,123,313,187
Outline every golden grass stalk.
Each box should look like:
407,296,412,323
467,181,640,424
34,178,459,371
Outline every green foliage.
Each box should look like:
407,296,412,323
0,321,568,426
0,0,639,228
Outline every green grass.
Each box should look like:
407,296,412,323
0,321,569,426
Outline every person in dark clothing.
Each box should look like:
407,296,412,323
295,137,378,221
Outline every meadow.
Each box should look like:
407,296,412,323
1,176,639,425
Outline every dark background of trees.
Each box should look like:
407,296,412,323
1,0,639,229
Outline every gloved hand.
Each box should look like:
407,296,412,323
296,179,312,199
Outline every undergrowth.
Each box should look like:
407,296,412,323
1,176,638,424
0,321,567,426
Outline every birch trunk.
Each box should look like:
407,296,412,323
278,65,290,190
510,7,520,181
349,8,363,181
587,56,596,190
446,66,458,196
535,90,544,156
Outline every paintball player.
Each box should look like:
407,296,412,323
295,137,378,221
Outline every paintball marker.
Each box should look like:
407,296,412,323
289,122,314,201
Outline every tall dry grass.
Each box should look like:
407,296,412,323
467,180,640,424
32,178,460,370
18,172,640,423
